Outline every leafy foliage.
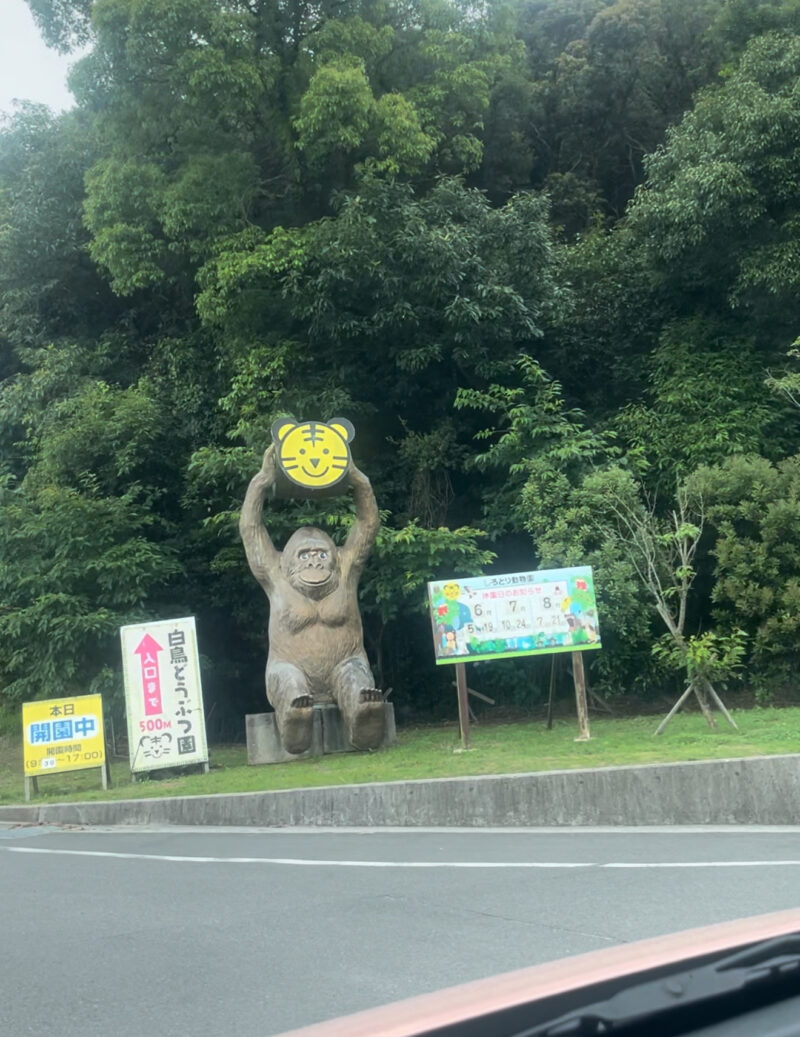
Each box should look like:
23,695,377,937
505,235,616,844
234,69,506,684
615,318,791,483
626,30,800,335
688,454,800,693
0,480,179,704
7,0,800,722
652,628,748,687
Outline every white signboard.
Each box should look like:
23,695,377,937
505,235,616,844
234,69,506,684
120,617,208,774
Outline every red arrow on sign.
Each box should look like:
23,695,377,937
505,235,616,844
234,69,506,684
134,634,164,716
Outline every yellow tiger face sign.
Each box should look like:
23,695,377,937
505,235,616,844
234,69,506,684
271,418,355,490
443,582,461,601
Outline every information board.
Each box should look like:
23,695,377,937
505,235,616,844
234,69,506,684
120,616,208,774
22,694,106,776
428,567,601,665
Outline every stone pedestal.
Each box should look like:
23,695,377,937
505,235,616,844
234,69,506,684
246,703,396,765
245,709,324,765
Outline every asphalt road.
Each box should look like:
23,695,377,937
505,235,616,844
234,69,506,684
2,824,800,1036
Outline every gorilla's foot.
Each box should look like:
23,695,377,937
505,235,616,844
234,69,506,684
281,695,314,755
349,689,385,751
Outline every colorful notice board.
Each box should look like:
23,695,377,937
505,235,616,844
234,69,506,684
427,567,601,665
22,694,106,776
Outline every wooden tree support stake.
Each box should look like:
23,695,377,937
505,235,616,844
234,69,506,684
450,681,495,729
655,682,695,736
655,677,738,735
450,682,496,706
702,679,739,730
588,688,614,714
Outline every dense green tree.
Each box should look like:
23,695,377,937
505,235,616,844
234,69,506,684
0,106,112,350
70,0,523,299
688,454,800,697
195,177,558,521
625,31,800,339
614,318,793,484
0,341,181,706
508,0,724,217
549,25,800,416
6,0,800,718
455,358,656,692
0,104,214,714
25,0,94,52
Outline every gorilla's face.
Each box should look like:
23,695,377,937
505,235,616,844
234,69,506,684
282,528,339,598
294,545,333,585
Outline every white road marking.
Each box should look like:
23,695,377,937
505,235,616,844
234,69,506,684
4,846,800,867
41,824,800,835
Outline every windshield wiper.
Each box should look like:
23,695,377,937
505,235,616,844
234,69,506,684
518,935,800,1037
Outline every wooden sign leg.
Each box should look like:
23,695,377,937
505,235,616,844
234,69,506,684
546,655,556,730
455,663,471,749
572,652,591,741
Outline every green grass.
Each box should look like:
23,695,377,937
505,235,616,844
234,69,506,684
2,706,799,806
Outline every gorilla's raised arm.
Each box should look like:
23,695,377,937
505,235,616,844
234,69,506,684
239,446,281,591
340,463,380,577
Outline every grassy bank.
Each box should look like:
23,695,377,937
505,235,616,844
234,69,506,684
1,706,799,806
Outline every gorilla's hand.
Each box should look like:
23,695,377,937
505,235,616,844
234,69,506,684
260,444,279,483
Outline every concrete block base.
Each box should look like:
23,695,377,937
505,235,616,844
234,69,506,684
246,703,395,765
245,710,323,765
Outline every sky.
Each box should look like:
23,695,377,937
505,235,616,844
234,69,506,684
0,0,79,118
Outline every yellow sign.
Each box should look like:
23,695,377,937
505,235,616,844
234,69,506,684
272,418,354,489
22,694,106,776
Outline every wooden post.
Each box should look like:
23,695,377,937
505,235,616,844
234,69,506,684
455,662,471,749
546,655,556,730
572,652,591,741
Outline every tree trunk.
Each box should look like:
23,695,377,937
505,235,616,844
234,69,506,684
694,681,717,728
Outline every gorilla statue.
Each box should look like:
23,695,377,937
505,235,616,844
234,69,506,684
239,445,384,754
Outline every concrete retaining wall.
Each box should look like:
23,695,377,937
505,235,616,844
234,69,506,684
1,753,799,827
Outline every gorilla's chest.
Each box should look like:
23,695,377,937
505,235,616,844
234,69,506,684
271,585,352,634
